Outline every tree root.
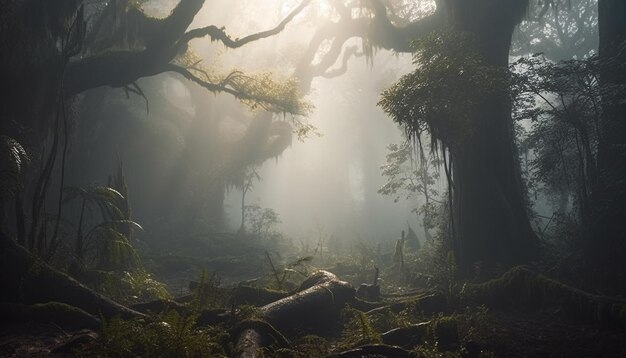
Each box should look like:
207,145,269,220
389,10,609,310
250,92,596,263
326,344,412,357
364,292,448,316
0,234,143,319
461,266,626,328
0,302,100,331
381,322,430,348
130,298,189,315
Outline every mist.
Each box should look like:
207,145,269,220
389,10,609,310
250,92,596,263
2,0,626,356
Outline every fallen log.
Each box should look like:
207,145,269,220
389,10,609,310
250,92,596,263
0,234,143,320
130,298,189,315
233,270,355,357
230,286,289,307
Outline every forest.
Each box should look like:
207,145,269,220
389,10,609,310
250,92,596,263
1,0,625,357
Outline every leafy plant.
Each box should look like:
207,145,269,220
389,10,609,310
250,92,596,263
245,204,282,239
265,252,312,290
0,136,30,245
192,270,225,310
379,30,507,152
379,141,441,241
94,269,170,305
511,54,602,228
98,310,228,357
338,305,382,349
0,135,29,198
63,185,142,270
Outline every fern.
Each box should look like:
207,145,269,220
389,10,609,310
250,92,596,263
0,135,29,196
97,310,227,357
338,305,382,349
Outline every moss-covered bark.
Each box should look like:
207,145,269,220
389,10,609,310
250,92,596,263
0,233,143,319
233,271,355,357
461,266,626,328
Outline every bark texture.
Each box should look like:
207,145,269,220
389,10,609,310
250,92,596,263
588,0,626,292
0,233,143,319
233,270,355,357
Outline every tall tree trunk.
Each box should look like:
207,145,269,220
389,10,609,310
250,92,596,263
588,0,626,292
446,0,537,272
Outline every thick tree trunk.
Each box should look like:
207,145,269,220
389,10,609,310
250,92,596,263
587,0,626,292
454,97,536,271
447,0,537,272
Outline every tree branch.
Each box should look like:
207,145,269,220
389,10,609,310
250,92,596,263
165,64,304,114
294,0,443,93
178,0,311,49
367,0,443,53
321,45,363,79
66,0,311,108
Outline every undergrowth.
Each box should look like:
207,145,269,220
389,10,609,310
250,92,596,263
97,310,229,358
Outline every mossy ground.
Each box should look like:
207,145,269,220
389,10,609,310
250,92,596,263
2,241,626,357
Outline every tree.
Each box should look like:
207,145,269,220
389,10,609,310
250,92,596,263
587,0,626,290
512,55,601,229
512,0,598,61
238,166,260,233
288,0,540,272
0,0,314,316
367,1,533,272
378,141,440,242
0,0,310,244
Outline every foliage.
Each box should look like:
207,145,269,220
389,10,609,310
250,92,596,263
265,252,312,290
379,141,441,236
511,54,602,226
92,269,170,306
63,185,143,270
379,30,507,152
175,47,312,117
98,310,229,357
292,335,330,357
337,305,382,349
192,270,226,310
0,136,30,197
245,204,282,239
512,0,598,61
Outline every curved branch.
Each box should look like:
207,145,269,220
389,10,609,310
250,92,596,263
294,1,443,92
321,45,363,79
367,0,443,53
67,0,310,103
294,18,370,91
165,64,303,114
178,0,311,49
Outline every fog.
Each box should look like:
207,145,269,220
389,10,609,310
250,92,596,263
224,54,419,244
6,0,626,356
134,0,437,247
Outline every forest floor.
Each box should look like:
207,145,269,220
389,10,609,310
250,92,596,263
467,309,626,357
2,234,626,357
1,301,625,357
2,259,626,358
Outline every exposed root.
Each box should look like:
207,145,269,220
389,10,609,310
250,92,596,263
461,266,626,328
